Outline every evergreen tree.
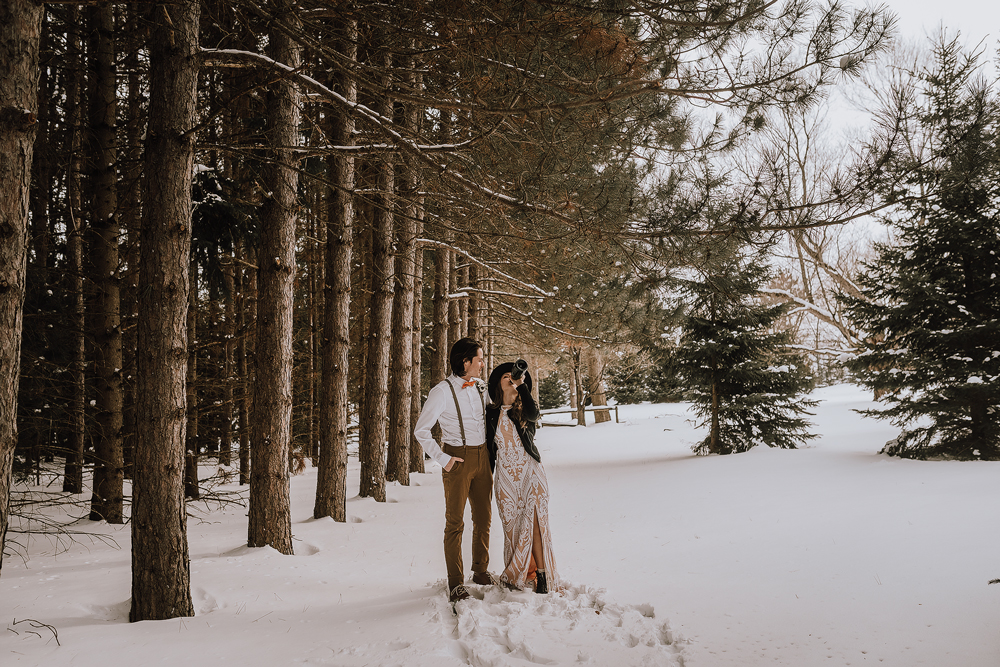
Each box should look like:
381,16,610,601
606,357,651,405
538,372,569,410
674,247,816,454
842,36,1000,460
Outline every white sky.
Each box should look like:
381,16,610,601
879,0,1000,52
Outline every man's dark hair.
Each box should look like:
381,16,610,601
450,337,484,376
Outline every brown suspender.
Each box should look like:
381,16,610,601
444,379,485,446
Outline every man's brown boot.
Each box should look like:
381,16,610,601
472,571,501,586
449,585,471,603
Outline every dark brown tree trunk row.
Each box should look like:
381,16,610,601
238,258,255,487
129,0,199,622
432,245,450,384
248,4,299,555
62,5,86,495
410,241,426,475
358,29,395,502
314,15,356,522
120,4,147,483
185,264,200,500
86,1,124,523
386,48,423,485
221,258,236,468
0,0,43,573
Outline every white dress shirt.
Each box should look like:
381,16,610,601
413,374,487,469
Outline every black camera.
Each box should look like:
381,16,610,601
511,359,528,381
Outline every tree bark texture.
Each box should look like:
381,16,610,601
387,53,421,485
410,243,425,474
448,248,461,346
431,246,450,384
0,0,42,573
120,4,146,482
405,62,426,476
185,264,199,499
314,17,355,522
129,0,198,622
238,260,254,486
467,264,479,339
572,348,586,426
248,7,299,554
585,347,612,424
359,47,395,501
386,185,415,485
221,257,235,467
63,8,86,494
87,1,124,522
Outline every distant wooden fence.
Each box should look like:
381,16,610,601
538,405,619,426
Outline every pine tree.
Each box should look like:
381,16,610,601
538,372,569,410
606,358,650,405
674,248,816,454
842,36,1000,461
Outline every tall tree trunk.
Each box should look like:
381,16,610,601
467,264,479,339
129,0,198,622
220,256,235,467
314,16,355,520
120,3,146,482
28,19,53,470
386,180,415,486
87,1,124,522
0,0,43,572
387,47,421,485
63,6,86,494
585,347,611,424
572,347,586,426
238,258,254,486
448,246,461,346
431,245,450,383
359,39,395,502
410,243,425,474
406,61,426,476
248,7,299,554
457,264,468,337
314,15,354,517
184,264,200,499
308,204,322,463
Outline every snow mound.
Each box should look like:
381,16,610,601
449,582,686,666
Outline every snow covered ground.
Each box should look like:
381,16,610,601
3,384,999,666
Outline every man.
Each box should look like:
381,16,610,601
413,337,500,603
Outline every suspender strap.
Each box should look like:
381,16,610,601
445,380,467,446
444,379,485,447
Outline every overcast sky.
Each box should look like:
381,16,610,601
879,0,1000,52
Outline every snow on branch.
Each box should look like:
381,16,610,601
760,287,861,346
198,48,580,226
490,299,600,342
760,287,835,322
417,238,552,298
461,287,545,301
785,343,855,357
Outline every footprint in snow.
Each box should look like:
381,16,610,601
445,581,686,667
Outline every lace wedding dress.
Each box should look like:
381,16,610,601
494,406,559,591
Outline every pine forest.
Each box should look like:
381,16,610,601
2,0,999,628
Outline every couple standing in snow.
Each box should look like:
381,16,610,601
413,337,559,604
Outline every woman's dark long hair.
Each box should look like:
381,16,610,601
492,389,528,431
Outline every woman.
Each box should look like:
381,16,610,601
486,361,559,594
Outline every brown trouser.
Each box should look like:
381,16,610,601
441,443,493,591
